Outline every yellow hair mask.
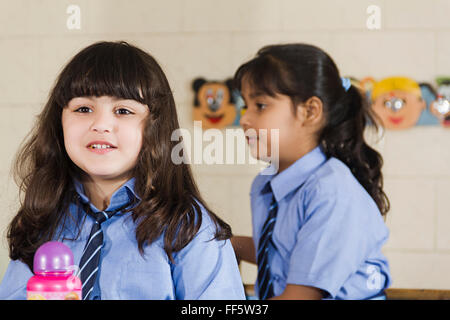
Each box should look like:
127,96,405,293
371,77,422,101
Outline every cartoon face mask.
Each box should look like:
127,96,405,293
192,78,237,129
430,83,450,128
371,77,426,130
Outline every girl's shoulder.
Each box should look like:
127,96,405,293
121,197,218,240
301,157,381,217
300,157,388,241
306,156,364,195
191,199,219,233
170,199,232,261
299,157,381,219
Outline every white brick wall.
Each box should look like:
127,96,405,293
0,0,449,290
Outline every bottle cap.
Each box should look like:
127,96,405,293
33,241,74,274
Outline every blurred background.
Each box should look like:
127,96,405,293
1,0,450,289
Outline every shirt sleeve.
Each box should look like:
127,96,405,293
0,259,33,300
171,209,246,300
286,183,379,299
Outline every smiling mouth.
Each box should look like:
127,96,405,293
87,145,116,149
388,116,404,125
204,113,224,124
87,147,117,154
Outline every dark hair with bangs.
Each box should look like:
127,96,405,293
55,42,149,106
234,43,389,216
7,41,231,270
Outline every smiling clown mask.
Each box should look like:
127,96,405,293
371,77,426,130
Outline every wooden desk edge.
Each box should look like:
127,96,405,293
243,284,450,300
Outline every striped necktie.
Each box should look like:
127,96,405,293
257,195,278,300
78,201,131,300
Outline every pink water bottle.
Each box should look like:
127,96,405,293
26,241,82,300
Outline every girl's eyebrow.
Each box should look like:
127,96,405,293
241,91,260,100
249,90,268,99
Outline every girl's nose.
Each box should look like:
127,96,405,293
91,111,114,133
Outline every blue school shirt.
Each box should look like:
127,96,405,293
0,177,245,300
252,146,392,300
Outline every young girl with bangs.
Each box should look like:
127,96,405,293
0,41,245,300
231,44,392,300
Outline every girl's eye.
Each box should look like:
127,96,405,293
116,108,133,115
74,106,133,115
256,103,267,110
75,106,91,113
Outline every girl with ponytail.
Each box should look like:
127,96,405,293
231,44,391,300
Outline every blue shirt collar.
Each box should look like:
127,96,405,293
256,146,327,202
73,177,141,212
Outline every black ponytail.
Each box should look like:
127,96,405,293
234,43,390,216
319,84,390,216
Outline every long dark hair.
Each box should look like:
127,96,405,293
234,43,390,216
8,41,231,270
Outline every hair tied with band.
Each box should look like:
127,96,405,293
341,77,351,92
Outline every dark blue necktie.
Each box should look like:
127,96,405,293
78,201,131,300
257,195,278,300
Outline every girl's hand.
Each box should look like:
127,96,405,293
269,284,326,300
230,236,257,265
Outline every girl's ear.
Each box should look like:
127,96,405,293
298,96,323,126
